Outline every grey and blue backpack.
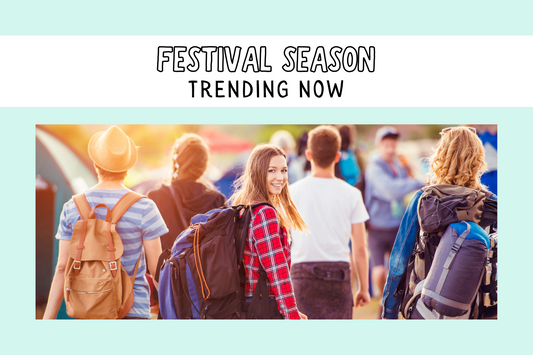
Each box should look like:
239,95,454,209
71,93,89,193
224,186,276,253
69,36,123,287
398,185,498,319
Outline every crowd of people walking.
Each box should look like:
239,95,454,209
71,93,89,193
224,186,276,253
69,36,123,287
42,123,497,320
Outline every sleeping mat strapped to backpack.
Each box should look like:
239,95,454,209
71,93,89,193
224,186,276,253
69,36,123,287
410,221,490,319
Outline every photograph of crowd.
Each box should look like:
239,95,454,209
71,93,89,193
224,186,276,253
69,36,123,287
36,124,497,320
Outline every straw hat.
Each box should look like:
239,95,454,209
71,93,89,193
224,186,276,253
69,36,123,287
88,126,138,172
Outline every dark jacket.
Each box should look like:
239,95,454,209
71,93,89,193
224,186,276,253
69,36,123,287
147,180,226,251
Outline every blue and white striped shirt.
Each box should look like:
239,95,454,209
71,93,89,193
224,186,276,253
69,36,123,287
56,188,169,319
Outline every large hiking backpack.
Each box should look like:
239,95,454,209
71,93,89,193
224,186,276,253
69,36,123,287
64,192,145,319
397,185,497,319
156,203,277,319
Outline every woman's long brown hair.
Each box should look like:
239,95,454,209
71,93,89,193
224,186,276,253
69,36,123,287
229,144,308,232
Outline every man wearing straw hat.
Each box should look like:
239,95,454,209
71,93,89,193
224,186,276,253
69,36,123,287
43,126,168,319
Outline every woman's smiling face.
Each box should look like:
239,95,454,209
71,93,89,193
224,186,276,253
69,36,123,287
266,154,288,195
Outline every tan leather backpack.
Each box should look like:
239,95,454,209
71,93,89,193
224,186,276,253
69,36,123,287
64,192,145,319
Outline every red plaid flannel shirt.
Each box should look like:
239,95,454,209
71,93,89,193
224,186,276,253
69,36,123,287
243,205,300,319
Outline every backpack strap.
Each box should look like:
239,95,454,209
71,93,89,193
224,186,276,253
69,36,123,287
246,203,276,319
73,193,91,220
110,191,146,223
130,252,143,282
435,222,470,295
109,192,146,278
246,266,271,319
236,203,273,263
71,194,95,275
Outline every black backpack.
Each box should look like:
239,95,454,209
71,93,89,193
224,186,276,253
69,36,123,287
155,202,280,319
396,185,497,319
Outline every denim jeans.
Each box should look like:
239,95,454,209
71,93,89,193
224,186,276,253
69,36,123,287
381,190,422,319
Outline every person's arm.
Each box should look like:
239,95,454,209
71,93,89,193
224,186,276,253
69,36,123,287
42,240,70,319
366,162,423,202
350,222,370,308
143,237,162,289
141,198,169,289
381,190,422,319
252,206,301,319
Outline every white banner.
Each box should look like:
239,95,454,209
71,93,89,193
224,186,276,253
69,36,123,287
1,36,532,107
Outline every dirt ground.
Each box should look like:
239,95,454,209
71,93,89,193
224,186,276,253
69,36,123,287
37,297,382,320
353,297,382,319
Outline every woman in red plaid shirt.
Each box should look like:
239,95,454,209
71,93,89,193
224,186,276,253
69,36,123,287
230,144,308,319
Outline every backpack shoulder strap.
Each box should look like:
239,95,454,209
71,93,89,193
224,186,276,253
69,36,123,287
249,202,274,215
234,202,274,272
72,193,91,220
111,191,146,224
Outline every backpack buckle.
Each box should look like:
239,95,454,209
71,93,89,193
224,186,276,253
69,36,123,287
109,261,118,271
73,261,81,270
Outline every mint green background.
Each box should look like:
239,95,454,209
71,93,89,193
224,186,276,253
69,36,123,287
1,107,532,354
2,0,533,353
1,0,532,35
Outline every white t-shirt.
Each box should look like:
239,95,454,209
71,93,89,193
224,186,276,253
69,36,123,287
289,176,369,264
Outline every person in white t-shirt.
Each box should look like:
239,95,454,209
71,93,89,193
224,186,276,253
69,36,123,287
289,125,371,319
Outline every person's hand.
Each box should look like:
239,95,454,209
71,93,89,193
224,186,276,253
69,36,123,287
298,311,308,320
354,289,371,308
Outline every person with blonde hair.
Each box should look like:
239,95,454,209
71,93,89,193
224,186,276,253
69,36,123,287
147,133,226,252
230,144,308,319
381,126,498,319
